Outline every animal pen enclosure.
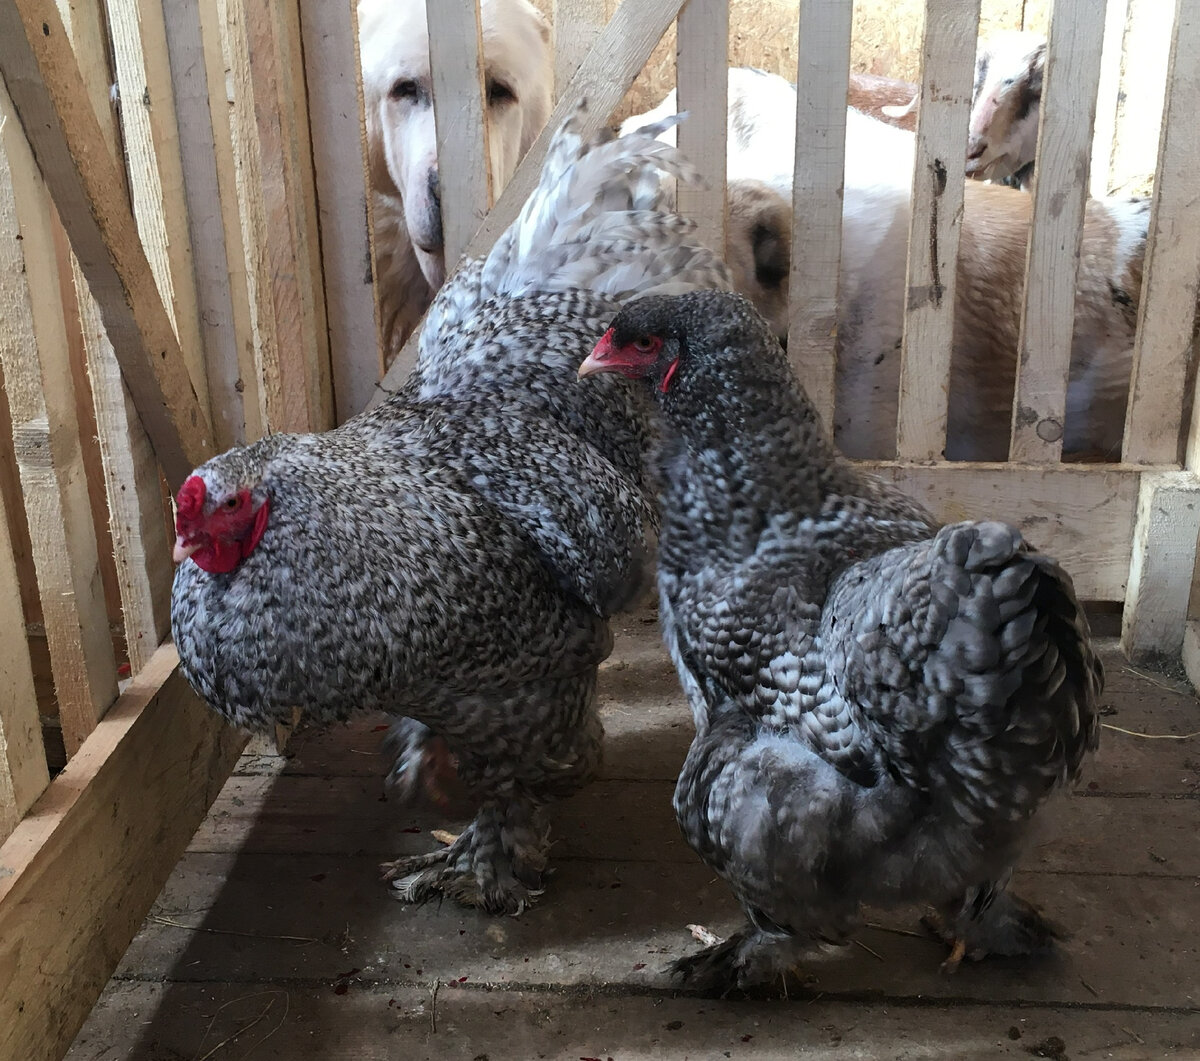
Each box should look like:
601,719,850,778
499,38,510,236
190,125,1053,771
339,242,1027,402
0,0,1198,1057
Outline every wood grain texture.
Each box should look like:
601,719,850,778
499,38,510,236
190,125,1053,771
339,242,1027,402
427,0,493,269
0,645,245,1061
1120,471,1200,660
675,0,729,255
1008,0,1106,462
0,79,118,755
1123,0,1200,466
0,467,47,843
861,460,1142,602
160,0,248,450
786,0,852,429
370,0,688,401
0,0,215,488
552,0,606,96
894,0,979,461
298,0,382,425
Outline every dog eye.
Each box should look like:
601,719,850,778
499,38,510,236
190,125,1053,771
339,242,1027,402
389,78,420,102
486,79,516,106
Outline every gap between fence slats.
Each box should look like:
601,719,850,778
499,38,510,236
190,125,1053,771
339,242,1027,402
675,0,728,256
894,0,979,461
786,0,853,431
553,0,607,98
1007,0,1106,463
427,0,494,271
0,0,215,489
1122,0,1200,466
0,81,118,755
298,0,382,424
107,0,212,423
371,0,689,401
0,473,47,844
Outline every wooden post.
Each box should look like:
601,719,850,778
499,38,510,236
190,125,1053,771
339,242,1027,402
553,0,607,98
787,0,853,430
297,0,382,424
369,0,689,402
1121,0,1200,466
676,0,728,256
1007,0,1106,463
427,0,494,270
894,0,979,461
0,0,216,488
1121,471,1200,661
0,78,119,755
0,471,47,843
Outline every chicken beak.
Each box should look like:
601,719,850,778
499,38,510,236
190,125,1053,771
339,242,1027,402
173,535,200,564
577,330,617,379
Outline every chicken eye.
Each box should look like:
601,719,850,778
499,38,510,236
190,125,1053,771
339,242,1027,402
223,496,239,510
633,337,657,352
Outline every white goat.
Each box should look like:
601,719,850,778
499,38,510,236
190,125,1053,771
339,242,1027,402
966,30,1045,189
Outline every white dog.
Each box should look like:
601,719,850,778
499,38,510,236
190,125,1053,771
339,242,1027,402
358,0,552,357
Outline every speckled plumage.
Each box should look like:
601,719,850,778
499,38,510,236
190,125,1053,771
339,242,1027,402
587,291,1102,992
170,108,733,914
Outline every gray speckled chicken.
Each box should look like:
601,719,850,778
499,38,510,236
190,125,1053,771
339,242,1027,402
170,106,732,915
578,290,1101,992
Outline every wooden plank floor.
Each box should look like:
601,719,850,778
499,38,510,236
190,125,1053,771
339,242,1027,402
68,609,1200,1060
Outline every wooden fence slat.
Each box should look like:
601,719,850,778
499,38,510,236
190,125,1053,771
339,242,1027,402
0,81,119,755
297,0,382,424
1121,471,1200,660
427,0,493,270
1007,0,1106,463
370,0,689,401
1088,0,1130,197
172,0,263,444
894,0,979,461
1122,0,1200,466
217,0,334,436
107,0,213,421
553,0,607,98
0,468,47,844
675,0,728,256
786,0,853,431
0,0,215,489
0,646,245,1061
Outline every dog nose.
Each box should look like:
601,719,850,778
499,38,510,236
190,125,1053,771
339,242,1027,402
427,169,443,248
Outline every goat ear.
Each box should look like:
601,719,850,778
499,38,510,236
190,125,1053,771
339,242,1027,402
1028,44,1046,92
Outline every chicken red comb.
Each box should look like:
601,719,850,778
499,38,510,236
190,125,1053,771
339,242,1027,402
175,475,206,523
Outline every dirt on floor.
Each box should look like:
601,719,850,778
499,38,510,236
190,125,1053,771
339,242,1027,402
68,611,1200,1060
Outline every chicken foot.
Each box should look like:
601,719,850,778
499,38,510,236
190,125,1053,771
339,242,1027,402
380,798,550,915
924,883,1066,972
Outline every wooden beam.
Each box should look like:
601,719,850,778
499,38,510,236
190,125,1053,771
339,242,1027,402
675,0,728,256
1007,0,1106,462
0,644,245,1061
107,0,213,422
894,0,979,461
786,0,853,430
0,462,47,844
1088,0,1130,197
0,0,215,489
1120,471,1200,661
1122,0,1200,466
217,0,334,436
297,0,381,424
552,0,606,98
427,0,493,269
368,0,689,402
861,460,1143,602
0,77,118,755
170,0,262,444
